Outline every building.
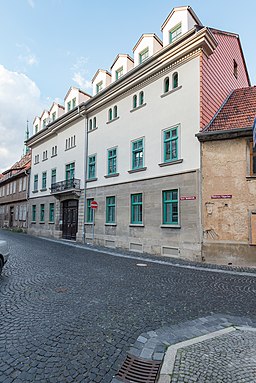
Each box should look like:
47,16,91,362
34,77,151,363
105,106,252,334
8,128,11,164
0,152,31,230
197,86,256,266
26,6,250,261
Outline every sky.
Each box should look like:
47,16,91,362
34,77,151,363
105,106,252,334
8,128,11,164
0,0,256,172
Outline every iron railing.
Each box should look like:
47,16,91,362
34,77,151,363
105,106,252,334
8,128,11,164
51,178,80,194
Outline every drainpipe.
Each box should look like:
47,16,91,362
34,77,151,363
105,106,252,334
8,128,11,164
25,169,30,229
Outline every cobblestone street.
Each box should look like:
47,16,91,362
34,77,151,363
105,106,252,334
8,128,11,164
1,230,256,382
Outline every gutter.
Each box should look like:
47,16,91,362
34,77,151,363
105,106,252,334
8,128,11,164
196,127,252,142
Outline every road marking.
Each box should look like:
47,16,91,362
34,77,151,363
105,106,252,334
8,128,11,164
136,263,148,267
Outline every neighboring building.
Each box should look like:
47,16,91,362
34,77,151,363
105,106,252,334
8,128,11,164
26,6,250,261
0,152,31,229
197,86,256,266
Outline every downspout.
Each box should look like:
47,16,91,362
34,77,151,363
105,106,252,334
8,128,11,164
25,169,30,229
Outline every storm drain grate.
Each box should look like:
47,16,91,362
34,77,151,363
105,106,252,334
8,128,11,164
115,354,162,383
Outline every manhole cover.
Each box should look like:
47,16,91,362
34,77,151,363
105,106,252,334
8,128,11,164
115,354,161,383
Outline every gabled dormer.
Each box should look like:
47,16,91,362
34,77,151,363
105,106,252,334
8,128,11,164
133,34,163,67
33,116,41,135
110,54,134,83
92,69,112,96
161,6,202,47
64,86,91,113
40,110,50,130
49,102,65,123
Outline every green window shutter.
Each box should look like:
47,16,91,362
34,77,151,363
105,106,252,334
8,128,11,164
164,127,178,162
163,190,179,225
106,196,116,223
131,193,143,224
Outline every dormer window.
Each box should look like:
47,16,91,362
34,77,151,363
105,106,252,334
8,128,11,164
115,66,123,80
35,124,39,133
169,23,182,43
72,98,76,108
96,81,103,94
67,101,71,111
172,72,178,89
52,112,56,122
42,119,47,128
139,47,149,64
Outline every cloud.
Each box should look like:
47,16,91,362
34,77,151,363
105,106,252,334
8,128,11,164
71,56,92,91
17,43,38,66
0,65,43,172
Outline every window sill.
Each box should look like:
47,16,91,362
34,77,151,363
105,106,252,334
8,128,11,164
104,173,119,178
106,116,119,125
130,103,147,113
49,221,55,224
85,222,93,225
161,224,181,229
51,154,57,158
159,159,183,167
65,145,76,151
87,177,98,183
39,221,45,224
32,190,38,194
31,221,36,224
129,224,144,227
105,223,117,226
40,188,47,192
128,167,147,174
88,126,98,133
42,158,48,162
161,85,182,98
246,176,256,179
34,162,39,165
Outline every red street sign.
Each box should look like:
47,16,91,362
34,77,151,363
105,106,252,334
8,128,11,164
180,196,196,200
91,200,98,209
211,195,232,199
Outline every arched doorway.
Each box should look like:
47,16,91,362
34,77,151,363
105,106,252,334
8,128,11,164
62,200,78,240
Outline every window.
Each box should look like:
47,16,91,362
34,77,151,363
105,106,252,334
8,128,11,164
113,105,118,118
67,101,71,111
133,95,137,109
170,23,182,43
164,127,178,162
88,155,96,179
42,172,47,190
34,174,38,191
32,205,36,222
72,98,76,108
51,169,56,186
163,190,179,225
35,124,39,133
250,141,256,175
96,81,103,93
164,77,170,93
19,179,22,192
51,145,57,157
86,198,94,223
139,47,149,64
108,148,117,175
42,150,48,161
34,154,39,164
66,162,75,181
116,66,123,80
49,203,54,222
52,111,56,121
139,91,144,105
108,108,113,121
89,119,93,131
106,196,116,224
66,135,76,150
40,204,45,222
131,193,143,224
132,138,144,170
234,60,238,78
22,177,26,191
93,117,96,129
42,119,47,128
172,72,178,89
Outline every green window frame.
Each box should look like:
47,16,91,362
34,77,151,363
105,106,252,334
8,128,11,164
164,127,178,162
113,105,118,119
115,66,123,80
96,81,103,93
108,108,112,121
34,174,38,191
106,196,116,224
139,91,144,105
67,101,71,111
35,124,38,133
42,171,47,189
51,169,56,186
93,117,96,129
88,155,96,179
133,95,137,109
86,198,94,223
108,148,117,175
52,111,56,121
40,204,45,222
170,23,182,43
72,97,76,108
132,138,144,170
32,205,36,222
49,203,54,222
89,119,93,130
65,162,75,181
172,72,178,89
163,190,179,225
131,193,143,224
164,77,170,93
139,47,149,64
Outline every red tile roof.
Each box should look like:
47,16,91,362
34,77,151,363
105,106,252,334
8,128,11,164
1,152,31,179
203,86,256,132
